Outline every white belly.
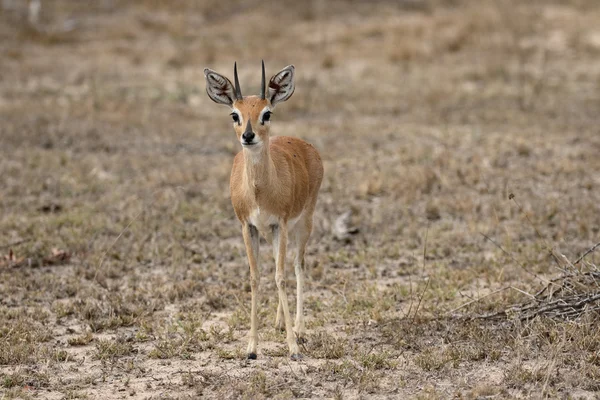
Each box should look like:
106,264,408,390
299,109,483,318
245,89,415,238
248,207,302,234
248,207,279,233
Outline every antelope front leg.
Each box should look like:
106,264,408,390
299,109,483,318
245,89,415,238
242,223,260,359
275,298,285,332
272,223,301,360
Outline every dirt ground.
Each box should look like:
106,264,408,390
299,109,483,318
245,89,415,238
1,0,600,399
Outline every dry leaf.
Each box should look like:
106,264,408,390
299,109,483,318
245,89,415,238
43,248,71,265
333,210,359,242
0,248,26,268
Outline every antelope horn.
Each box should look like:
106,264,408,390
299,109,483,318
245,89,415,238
234,62,243,100
260,60,266,100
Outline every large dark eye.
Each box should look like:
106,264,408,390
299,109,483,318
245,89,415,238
262,111,271,124
230,113,240,124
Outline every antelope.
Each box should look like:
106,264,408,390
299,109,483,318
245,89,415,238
204,61,323,360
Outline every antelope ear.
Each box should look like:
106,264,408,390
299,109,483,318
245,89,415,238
267,65,295,107
204,68,235,106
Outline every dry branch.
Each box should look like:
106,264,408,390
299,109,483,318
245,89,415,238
573,241,600,265
474,270,600,322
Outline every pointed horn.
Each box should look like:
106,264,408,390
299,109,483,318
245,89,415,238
260,60,266,100
234,62,243,100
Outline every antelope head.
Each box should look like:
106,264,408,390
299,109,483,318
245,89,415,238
204,61,295,149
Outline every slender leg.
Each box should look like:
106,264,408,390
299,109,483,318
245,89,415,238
276,296,285,332
272,222,301,359
293,216,312,343
269,226,284,332
242,223,260,359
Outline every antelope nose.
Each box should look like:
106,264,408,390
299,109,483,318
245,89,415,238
242,120,255,143
242,131,255,142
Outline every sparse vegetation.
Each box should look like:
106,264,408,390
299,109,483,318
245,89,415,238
1,0,600,398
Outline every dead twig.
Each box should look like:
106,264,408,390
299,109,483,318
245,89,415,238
511,286,535,300
509,193,565,272
0,239,33,250
573,241,600,266
535,271,600,298
476,290,600,321
93,190,163,282
94,211,143,282
447,287,511,314
411,226,429,323
405,264,415,319
480,232,552,288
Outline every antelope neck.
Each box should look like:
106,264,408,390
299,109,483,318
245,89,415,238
243,143,274,193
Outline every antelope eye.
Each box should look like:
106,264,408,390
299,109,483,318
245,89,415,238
230,113,240,124
262,111,271,124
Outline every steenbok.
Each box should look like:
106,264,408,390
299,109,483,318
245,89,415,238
204,61,323,360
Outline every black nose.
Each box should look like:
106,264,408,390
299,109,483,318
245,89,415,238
242,120,255,143
242,131,255,143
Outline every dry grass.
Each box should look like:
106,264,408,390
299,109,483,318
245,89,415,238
1,0,600,398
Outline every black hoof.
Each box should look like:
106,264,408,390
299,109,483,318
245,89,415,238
247,353,257,360
296,337,307,345
290,353,303,361
276,326,285,333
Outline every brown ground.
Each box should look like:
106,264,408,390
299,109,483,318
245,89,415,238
1,0,600,399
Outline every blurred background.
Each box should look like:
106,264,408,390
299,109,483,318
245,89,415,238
2,0,599,259
1,0,600,397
